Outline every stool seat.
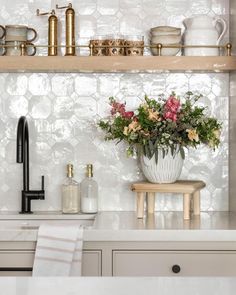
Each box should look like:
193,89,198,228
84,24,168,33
131,180,206,220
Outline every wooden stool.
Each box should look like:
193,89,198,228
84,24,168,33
131,180,206,220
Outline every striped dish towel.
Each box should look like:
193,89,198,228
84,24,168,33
33,224,83,276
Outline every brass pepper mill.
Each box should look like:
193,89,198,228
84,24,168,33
36,9,58,56
56,3,75,56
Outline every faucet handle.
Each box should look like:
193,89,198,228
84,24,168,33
41,175,45,191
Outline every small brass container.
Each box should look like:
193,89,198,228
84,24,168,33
89,35,107,56
105,34,125,56
56,3,75,56
124,35,144,56
37,9,58,56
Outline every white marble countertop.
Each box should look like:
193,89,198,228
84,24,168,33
0,211,96,220
1,277,236,295
1,211,236,242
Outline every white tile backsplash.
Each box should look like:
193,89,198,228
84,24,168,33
0,0,230,212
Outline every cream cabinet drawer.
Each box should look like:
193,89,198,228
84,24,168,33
82,250,102,276
0,251,34,276
0,251,34,268
0,250,102,276
113,250,236,276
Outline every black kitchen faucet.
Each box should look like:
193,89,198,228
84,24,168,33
16,116,45,214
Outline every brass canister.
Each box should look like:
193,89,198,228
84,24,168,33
36,9,58,56
56,3,75,56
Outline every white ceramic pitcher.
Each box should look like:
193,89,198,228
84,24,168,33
183,15,227,56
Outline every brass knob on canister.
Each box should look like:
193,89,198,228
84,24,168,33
56,3,75,56
36,9,58,56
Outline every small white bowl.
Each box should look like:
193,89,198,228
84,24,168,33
150,42,181,56
151,34,182,44
150,26,181,36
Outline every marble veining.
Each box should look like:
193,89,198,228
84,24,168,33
0,0,230,212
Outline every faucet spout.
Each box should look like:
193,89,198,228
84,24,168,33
16,116,45,214
16,116,29,191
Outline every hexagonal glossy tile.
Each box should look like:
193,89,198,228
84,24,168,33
0,0,230,212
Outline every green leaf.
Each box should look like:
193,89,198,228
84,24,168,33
143,145,147,157
149,140,154,153
180,146,185,160
162,148,165,159
155,150,159,164
148,146,152,159
144,145,151,159
155,138,159,148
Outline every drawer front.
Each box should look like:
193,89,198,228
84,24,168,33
113,250,236,276
0,250,102,277
82,250,102,276
0,251,34,268
0,251,34,276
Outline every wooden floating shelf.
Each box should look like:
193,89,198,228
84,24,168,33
0,56,235,73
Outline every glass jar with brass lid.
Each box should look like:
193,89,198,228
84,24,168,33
62,164,80,213
81,164,98,214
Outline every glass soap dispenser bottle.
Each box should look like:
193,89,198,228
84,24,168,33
62,164,80,213
81,164,98,213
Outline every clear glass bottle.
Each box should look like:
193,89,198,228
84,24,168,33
62,164,80,213
81,164,98,213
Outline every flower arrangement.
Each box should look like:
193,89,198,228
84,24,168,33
98,92,222,163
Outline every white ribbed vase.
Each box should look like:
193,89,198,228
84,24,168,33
140,149,184,184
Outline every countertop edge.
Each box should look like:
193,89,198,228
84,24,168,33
1,228,236,242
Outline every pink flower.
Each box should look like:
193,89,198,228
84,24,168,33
111,102,126,116
164,111,177,122
165,96,174,107
165,96,180,112
123,111,134,119
172,113,177,122
163,95,180,122
164,111,173,120
168,105,178,113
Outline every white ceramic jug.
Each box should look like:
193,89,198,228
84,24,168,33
183,15,227,56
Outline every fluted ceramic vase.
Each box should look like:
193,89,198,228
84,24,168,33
140,149,184,183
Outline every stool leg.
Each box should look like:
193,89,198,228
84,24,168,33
137,192,145,219
147,192,155,214
183,193,191,220
193,190,200,215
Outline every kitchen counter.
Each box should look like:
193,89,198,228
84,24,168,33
1,277,236,295
1,211,236,242
0,211,96,220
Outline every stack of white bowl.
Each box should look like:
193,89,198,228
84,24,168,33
150,26,182,56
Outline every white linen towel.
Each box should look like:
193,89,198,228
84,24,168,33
33,224,83,276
